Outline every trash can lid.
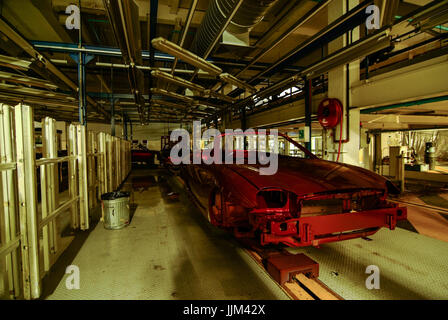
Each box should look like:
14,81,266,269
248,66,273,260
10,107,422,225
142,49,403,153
101,191,130,200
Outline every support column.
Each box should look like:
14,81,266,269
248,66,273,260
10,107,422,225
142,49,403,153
0,104,20,299
214,115,219,129
77,53,87,125
374,133,382,174
14,104,40,299
149,0,159,66
326,0,361,166
111,67,115,137
68,124,79,229
241,107,246,131
70,54,93,125
76,125,89,230
304,77,312,153
41,118,59,272
123,115,128,140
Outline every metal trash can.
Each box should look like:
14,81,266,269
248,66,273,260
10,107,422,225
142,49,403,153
101,191,130,230
425,142,436,170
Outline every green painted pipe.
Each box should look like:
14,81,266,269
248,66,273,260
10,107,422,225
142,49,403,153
361,95,448,114
394,15,448,31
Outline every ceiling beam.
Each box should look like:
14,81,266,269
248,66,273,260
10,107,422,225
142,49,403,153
0,17,110,120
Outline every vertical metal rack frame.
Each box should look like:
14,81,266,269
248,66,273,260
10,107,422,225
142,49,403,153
0,103,131,299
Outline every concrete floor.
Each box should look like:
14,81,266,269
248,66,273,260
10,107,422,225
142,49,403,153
288,227,448,300
43,169,289,300
42,168,448,300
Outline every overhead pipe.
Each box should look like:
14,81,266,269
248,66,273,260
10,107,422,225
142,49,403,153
32,41,302,72
170,0,199,74
147,0,159,123
191,0,278,57
234,0,331,78
149,0,159,67
302,28,391,78
250,0,303,48
103,0,145,123
225,0,369,99
248,0,373,84
190,0,277,90
205,0,290,96
165,0,199,93
0,17,110,120
95,62,213,76
205,26,392,123
402,0,448,31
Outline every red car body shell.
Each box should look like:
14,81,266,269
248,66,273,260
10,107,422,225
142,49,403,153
180,132,407,247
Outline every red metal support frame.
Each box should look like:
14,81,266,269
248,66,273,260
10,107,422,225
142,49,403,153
258,205,407,247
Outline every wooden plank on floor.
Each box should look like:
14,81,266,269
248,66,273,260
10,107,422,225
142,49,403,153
283,281,315,300
294,274,340,300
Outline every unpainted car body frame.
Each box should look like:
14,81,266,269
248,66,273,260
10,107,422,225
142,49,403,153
180,131,407,247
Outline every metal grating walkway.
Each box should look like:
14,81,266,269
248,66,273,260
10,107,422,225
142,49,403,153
287,228,448,299
44,170,288,300
43,169,448,300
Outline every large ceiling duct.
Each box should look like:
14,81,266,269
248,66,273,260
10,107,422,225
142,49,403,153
226,0,279,35
191,0,240,56
191,0,277,56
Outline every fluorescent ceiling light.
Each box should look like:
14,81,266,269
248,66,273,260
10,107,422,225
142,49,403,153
151,70,205,92
0,70,58,90
152,37,223,76
0,54,32,70
151,88,195,104
219,73,256,93
203,89,236,103
151,99,189,110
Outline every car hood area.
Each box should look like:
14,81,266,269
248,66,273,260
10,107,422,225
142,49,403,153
226,157,389,197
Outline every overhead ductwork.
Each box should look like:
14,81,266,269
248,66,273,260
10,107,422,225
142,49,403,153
191,0,278,56
226,0,278,35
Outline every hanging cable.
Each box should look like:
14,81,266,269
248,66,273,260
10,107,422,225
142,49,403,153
336,106,343,162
